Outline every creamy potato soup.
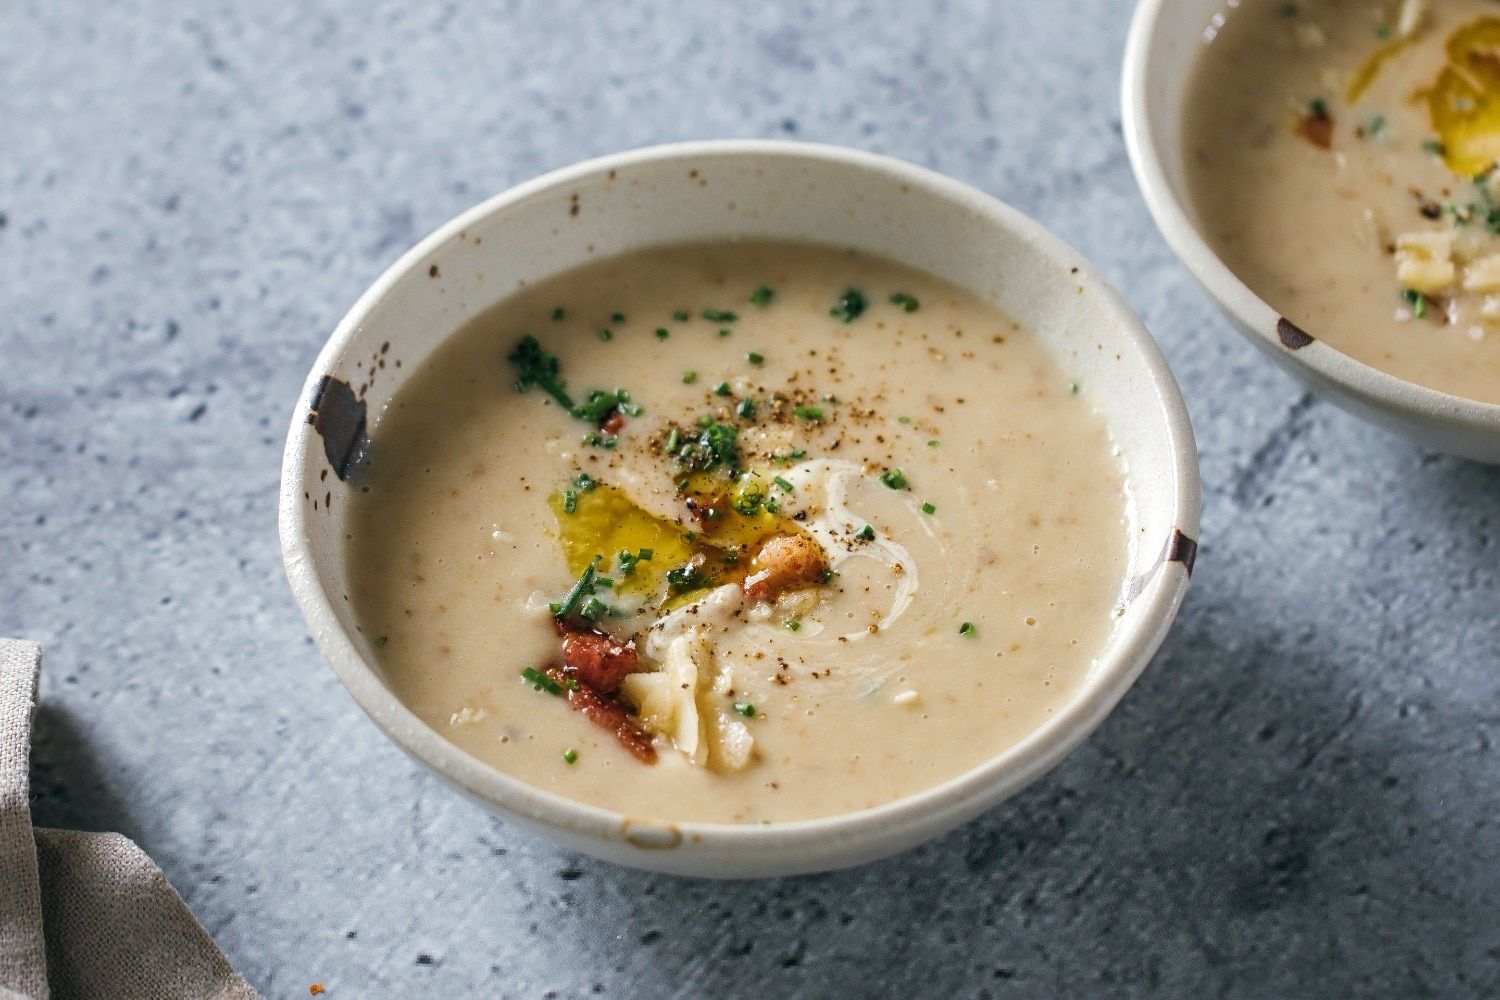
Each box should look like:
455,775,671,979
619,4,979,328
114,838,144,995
345,242,1132,824
1185,0,1500,403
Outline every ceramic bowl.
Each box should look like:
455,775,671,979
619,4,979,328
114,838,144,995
1123,0,1500,463
278,140,1200,877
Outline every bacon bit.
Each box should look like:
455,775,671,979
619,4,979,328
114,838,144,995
1297,104,1334,149
742,533,829,603
309,986,326,997
542,664,657,763
557,624,638,692
600,410,625,434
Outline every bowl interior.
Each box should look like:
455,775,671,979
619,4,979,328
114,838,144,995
281,142,1198,873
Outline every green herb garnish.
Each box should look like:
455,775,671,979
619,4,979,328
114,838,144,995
562,489,579,514
958,621,976,637
793,405,824,421
575,472,597,491
682,371,698,384
714,381,732,396
507,335,574,410
666,563,711,595
551,307,566,321
617,548,653,576
921,502,936,515
554,558,601,623
655,328,669,340
611,312,626,323
702,308,738,323
521,666,563,695
773,475,795,493
830,288,868,323
1401,287,1428,319
1422,138,1445,156
598,328,613,342
750,285,774,306
746,351,765,366
880,468,908,490
563,748,578,764
733,701,757,717
671,419,739,473
673,309,690,322
889,292,920,312
783,619,801,632
736,397,755,419
856,524,876,542
373,635,388,647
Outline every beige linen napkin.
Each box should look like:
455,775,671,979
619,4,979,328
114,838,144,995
0,638,258,1000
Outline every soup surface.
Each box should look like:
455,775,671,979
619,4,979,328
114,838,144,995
346,241,1132,824
1185,0,1500,404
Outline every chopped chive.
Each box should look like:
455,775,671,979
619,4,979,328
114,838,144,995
921,502,936,515
773,475,795,493
750,285,774,306
927,439,940,448
1367,114,1386,136
673,309,690,322
880,468,909,490
563,489,579,514
747,351,765,366
714,381,732,396
554,558,600,623
736,397,755,419
581,431,618,449
830,288,868,323
576,472,597,490
702,308,738,323
733,701,757,718
856,524,876,541
682,371,697,384
664,427,681,453
551,307,566,321
819,568,837,584
889,291,920,312
897,415,912,425
1070,382,1081,395
794,405,825,421
784,619,801,632
521,666,563,695
764,498,780,514
959,621,976,637
598,329,613,341
611,312,626,323
655,328,669,340
1401,287,1428,318
718,328,732,338
1308,97,1328,117
1376,23,1390,39
373,635,388,647
1422,138,1445,156
580,596,609,620
563,748,578,764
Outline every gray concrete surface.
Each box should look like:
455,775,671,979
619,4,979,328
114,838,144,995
3,0,1497,996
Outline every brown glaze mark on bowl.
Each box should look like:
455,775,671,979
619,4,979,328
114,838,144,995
309,376,369,482
1125,526,1199,600
1276,317,1315,350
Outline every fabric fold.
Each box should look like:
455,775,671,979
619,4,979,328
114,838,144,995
0,638,257,1000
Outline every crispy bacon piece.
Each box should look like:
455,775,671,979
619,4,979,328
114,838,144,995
541,664,657,763
1296,104,1333,149
600,410,625,434
557,624,638,692
742,533,829,604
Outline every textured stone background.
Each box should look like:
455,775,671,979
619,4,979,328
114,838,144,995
3,0,1498,996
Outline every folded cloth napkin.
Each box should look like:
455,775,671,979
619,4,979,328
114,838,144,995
0,639,257,1000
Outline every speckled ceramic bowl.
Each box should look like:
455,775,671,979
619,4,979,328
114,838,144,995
278,140,1200,877
1123,0,1500,463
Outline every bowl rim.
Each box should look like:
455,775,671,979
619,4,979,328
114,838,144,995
279,138,1201,860
1122,0,1500,432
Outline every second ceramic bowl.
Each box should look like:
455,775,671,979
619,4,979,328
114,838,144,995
1123,0,1500,463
